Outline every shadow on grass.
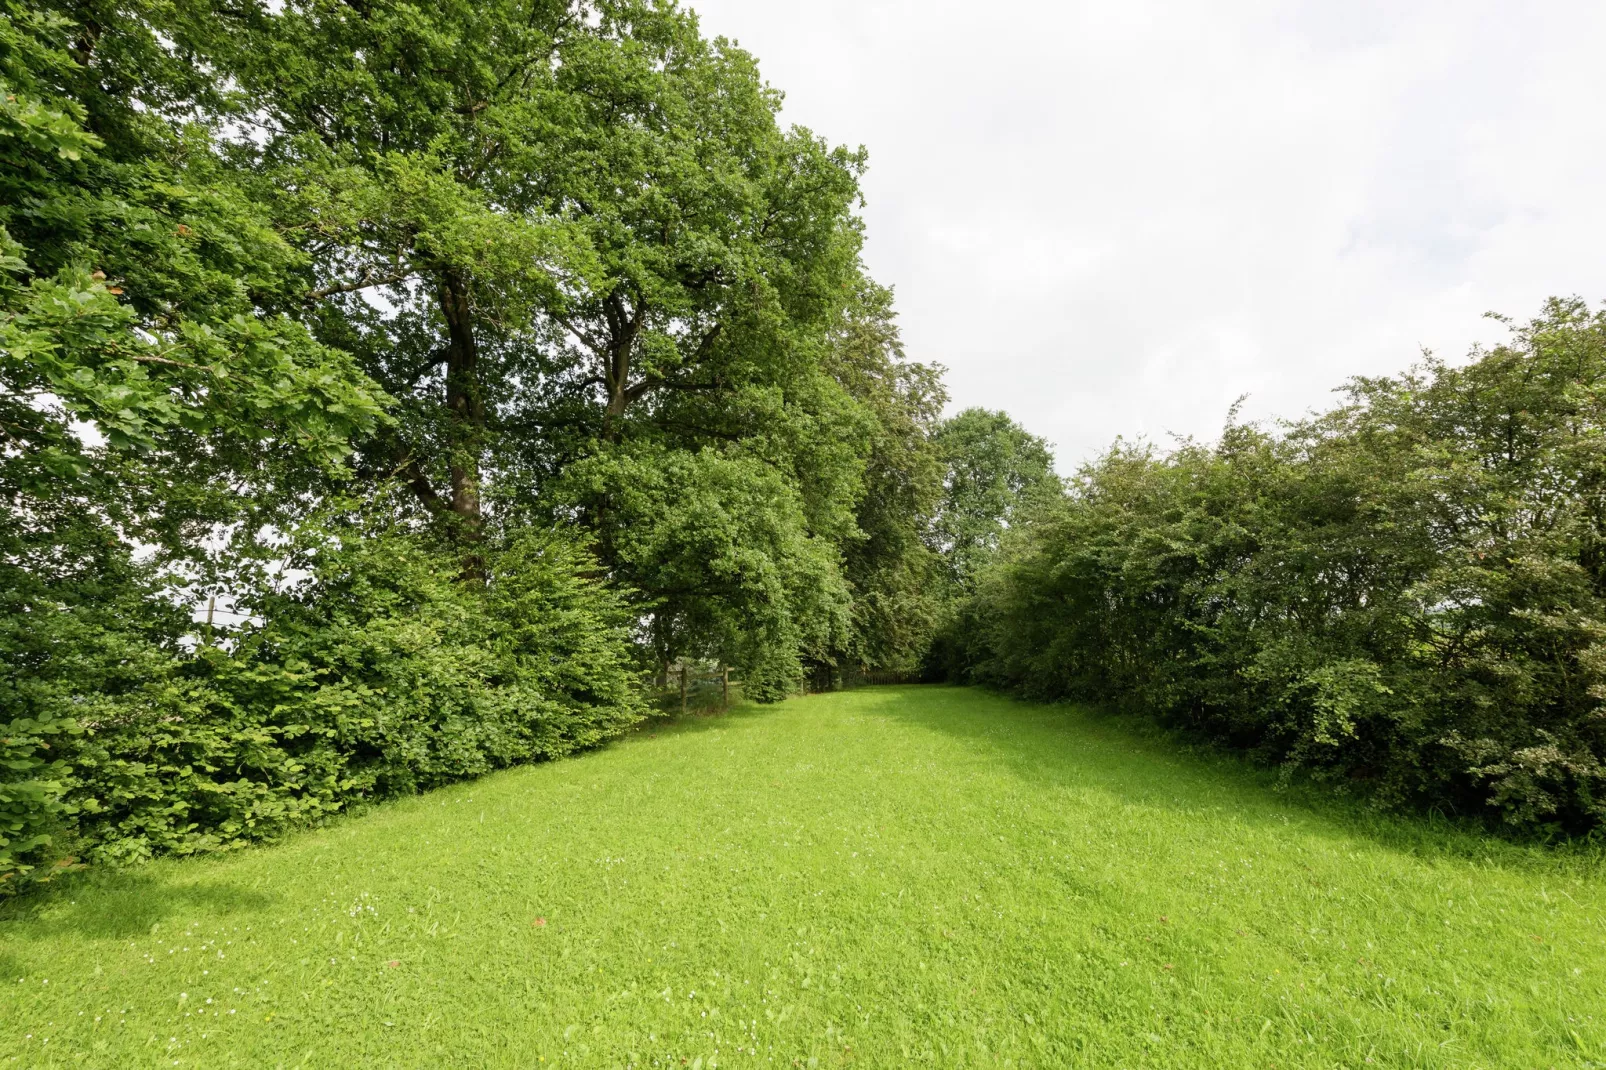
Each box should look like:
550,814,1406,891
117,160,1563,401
862,684,1604,875
0,871,277,943
628,699,777,741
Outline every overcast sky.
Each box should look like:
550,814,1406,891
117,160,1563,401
686,0,1606,469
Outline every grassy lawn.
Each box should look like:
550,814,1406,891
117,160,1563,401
2,686,1603,1069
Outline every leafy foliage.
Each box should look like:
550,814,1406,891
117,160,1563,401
950,299,1606,832
2,0,388,884
563,443,850,701
921,408,1062,681
2,0,950,885
931,407,1061,593
59,523,644,866
827,283,949,671
207,0,930,689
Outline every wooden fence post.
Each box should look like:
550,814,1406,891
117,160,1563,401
722,665,730,710
680,664,688,712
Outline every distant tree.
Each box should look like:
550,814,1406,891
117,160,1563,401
932,408,1062,592
827,281,948,671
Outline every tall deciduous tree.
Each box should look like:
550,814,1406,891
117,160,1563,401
932,407,1062,593
826,280,947,671
212,0,886,686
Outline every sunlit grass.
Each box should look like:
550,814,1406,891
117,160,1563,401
2,686,1603,1068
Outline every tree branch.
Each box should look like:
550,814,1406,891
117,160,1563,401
396,347,449,389
305,268,411,303
130,353,202,370
388,443,445,515
619,325,724,405
553,313,607,355
623,375,721,405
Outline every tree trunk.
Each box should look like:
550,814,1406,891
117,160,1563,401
439,270,486,573
600,291,642,442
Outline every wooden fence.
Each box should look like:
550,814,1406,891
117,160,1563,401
657,665,737,712
803,665,925,693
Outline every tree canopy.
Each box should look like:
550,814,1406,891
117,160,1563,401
1,0,962,885
931,407,1060,593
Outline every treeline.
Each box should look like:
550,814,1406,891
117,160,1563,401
11,0,1593,889
0,0,1056,885
938,300,1606,835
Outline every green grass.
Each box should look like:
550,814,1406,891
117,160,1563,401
3,686,1604,1068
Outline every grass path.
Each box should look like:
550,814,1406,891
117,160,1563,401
2,686,1604,1068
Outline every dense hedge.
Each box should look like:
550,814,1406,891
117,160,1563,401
2,525,644,885
944,299,1606,833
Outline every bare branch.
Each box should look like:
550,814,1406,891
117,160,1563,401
305,267,411,303
397,347,449,388
553,313,607,355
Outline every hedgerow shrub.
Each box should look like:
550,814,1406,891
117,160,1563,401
2,523,644,886
0,497,202,886
948,299,1606,833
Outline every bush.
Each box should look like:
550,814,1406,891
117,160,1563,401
565,445,851,702
2,522,645,885
946,299,1606,834
0,508,195,886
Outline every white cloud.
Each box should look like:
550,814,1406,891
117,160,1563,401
688,0,1606,467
